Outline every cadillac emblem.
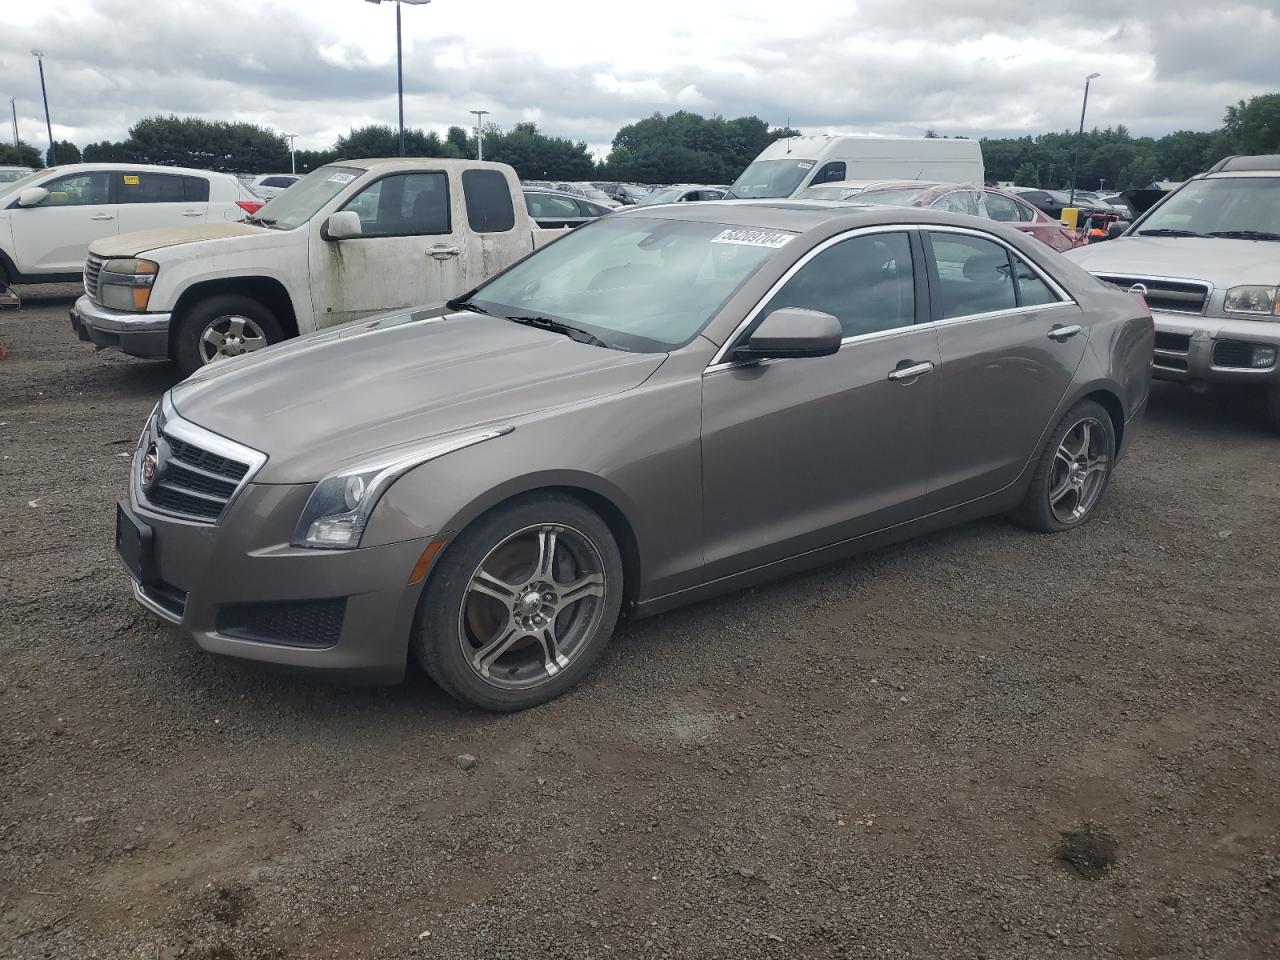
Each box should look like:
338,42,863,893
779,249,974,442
141,442,160,491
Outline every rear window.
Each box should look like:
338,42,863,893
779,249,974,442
463,169,516,233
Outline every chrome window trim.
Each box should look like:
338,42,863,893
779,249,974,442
132,392,269,526
707,224,922,370
923,224,1075,305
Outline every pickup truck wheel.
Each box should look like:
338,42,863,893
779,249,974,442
173,295,283,376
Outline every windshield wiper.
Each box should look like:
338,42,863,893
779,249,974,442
446,296,495,317
505,314,611,348
1135,228,1204,238
1205,230,1280,242
246,215,277,227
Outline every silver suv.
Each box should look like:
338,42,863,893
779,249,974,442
1067,155,1280,430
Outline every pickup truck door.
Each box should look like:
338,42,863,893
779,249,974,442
113,170,210,232
456,168,536,289
8,171,118,275
308,169,466,328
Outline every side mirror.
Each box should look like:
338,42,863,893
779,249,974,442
734,308,842,361
1105,220,1129,240
17,187,49,207
323,210,362,241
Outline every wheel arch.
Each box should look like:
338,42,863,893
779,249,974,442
169,275,300,352
1077,386,1126,452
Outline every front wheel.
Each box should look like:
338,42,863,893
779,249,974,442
1012,400,1116,533
412,493,625,711
172,294,284,376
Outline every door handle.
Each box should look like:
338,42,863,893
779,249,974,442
180,211,202,217
429,245,461,260
1048,324,1082,342
887,360,935,381
89,214,115,221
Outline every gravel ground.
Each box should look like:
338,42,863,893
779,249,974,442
2,284,1278,960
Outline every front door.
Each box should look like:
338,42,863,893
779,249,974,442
922,229,1090,507
114,170,210,233
9,171,118,274
308,170,466,328
700,230,939,580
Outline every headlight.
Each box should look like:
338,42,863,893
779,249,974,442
291,427,513,550
1223,285,1279,316
99,258,158,312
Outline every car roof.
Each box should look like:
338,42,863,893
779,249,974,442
613,198,999,234
31,162,232,178
1207,154,1280,173
333,158,513,173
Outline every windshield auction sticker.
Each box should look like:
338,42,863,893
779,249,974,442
327,172,357,184
710,228,796,248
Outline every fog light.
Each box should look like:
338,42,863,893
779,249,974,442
1252,345,1277,368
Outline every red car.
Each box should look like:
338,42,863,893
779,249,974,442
796,180,1081,252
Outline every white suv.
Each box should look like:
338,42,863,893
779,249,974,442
0,163,261,285
243,173,300,200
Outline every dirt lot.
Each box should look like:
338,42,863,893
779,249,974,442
2,283,1278,960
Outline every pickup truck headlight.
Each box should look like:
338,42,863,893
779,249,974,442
1223,285,1279,316
99,258,158,312
291,427,513,550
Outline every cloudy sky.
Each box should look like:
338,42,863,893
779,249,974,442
2,0,1277,158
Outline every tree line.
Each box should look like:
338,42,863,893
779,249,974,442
1,93,1276,189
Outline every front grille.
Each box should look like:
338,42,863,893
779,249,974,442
139,580,188,620
1096,274,1210,315
1154,331,1191,353
1153,356,1189,372
216,599,347,648
141,432,251,523
1213,340,1263,368
84,255,105,300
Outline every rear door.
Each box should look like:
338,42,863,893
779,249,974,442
7,170,118,274
923,228,1088,507
700,229,939,579
114,171,210,232
458,168,530,289
308,169,461,328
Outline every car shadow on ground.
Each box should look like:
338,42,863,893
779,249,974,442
1144,380,1275,437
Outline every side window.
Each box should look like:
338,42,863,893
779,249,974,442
983,191,1022,222
261,176,294,188
463,169,515,233
36,172,111,206
182,176,210,202
117,172,187,204
1011,254,1061,307
929,233,1017,319
933,190,980,216
526,194,578,219
1014,198,1038,222
811,161,846,185
759,232,915,339
341,172,449,237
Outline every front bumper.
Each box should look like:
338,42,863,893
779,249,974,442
122,484,435,684
71,295,171,359
1151,310,1280,386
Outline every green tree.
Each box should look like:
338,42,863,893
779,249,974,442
1013,161,1040,188
333,124,445,159
0,141,44,168
601,112,799,183
1223,93,1280,155
47,140,80,165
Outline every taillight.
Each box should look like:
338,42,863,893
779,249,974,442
236,200,263,215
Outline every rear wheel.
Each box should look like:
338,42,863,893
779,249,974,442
413,493,625,711
172,294,284,376
1013,400,1116,533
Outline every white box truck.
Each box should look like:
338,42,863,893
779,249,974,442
727,135,985,199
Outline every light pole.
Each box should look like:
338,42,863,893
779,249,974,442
364,0,432,158
9,98,17,149
470,109,489,161
31,50,55,164
1068,72,1100,208
284,133,297,174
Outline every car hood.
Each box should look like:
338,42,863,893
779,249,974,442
170,309,667,483
89,222,265,258
1064,236,1280,287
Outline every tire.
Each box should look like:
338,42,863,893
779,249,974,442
1012,400,1116,533
1266,386,1280,435
413,493,625,711
172,294,284,376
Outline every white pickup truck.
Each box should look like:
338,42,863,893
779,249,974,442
71,159,567,374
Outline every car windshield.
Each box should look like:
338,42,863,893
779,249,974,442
620,185,650,199
856,186,931,207
253,165,363,229
461,216,791,352
1136,177,1280,237
729,159,817,198
795,185,862,201
0,169,35,184
577,186,611,200
638,188,684,205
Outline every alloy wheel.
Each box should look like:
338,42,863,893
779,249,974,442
458,523,607,689
1048,416,1109,524
199,315,268,364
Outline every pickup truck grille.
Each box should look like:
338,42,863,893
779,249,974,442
141,432,252,523
1094,274,1210,315
84,255,105,301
